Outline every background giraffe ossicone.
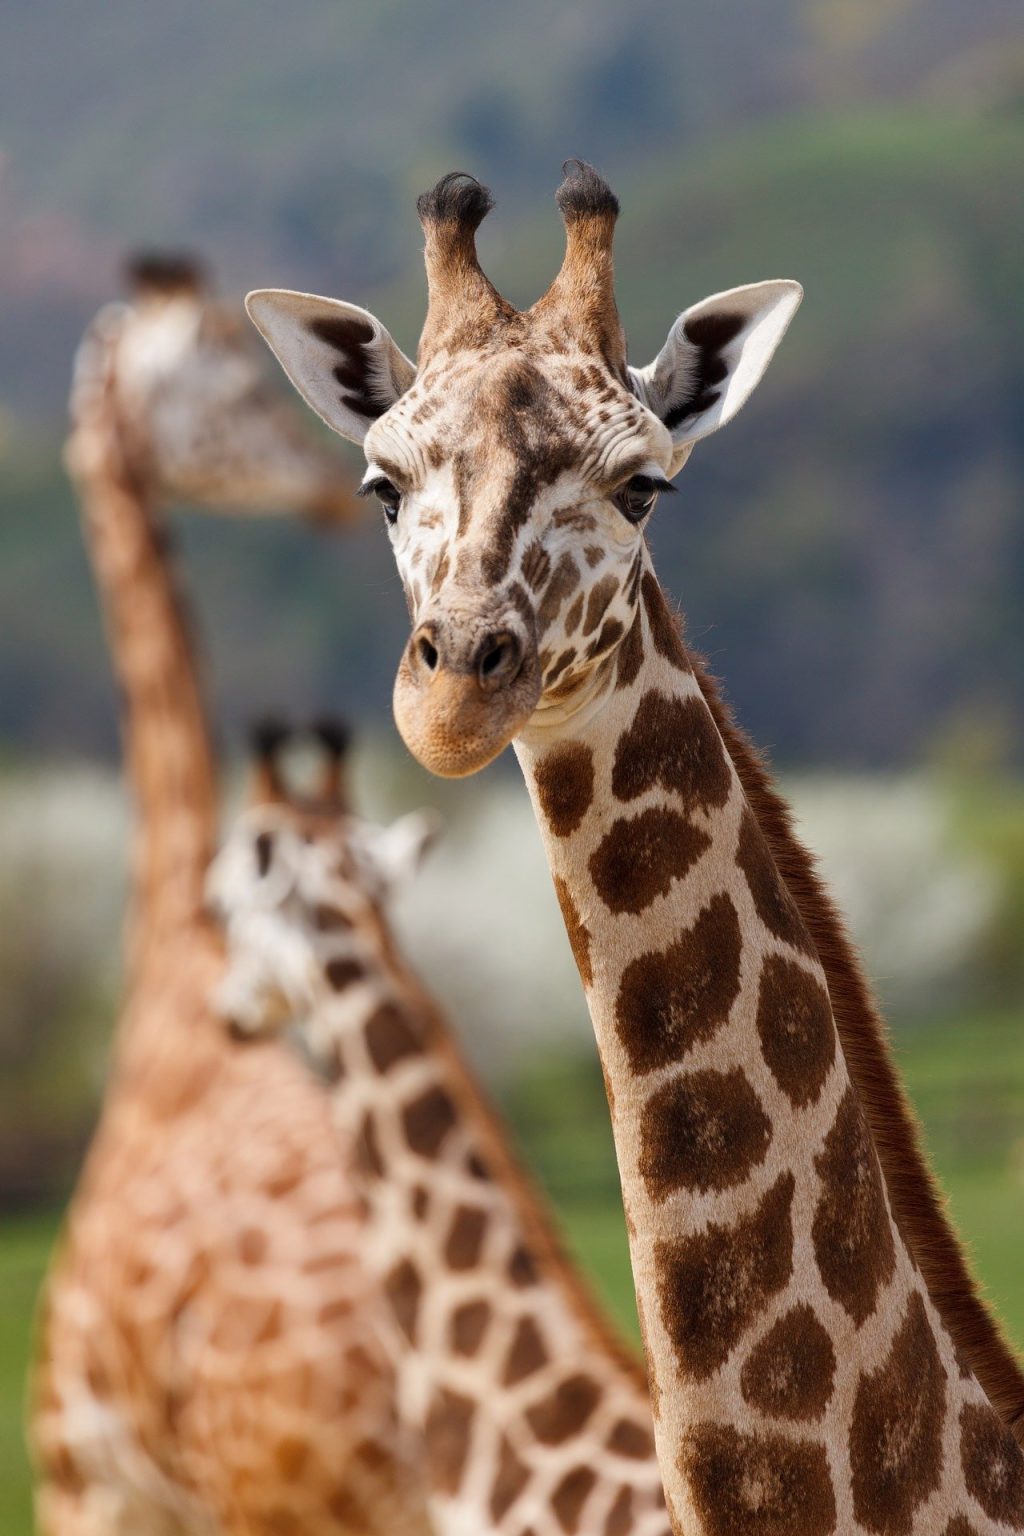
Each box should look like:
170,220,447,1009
209,722,675,1536
247,164,1024,1534
31,264,429,1536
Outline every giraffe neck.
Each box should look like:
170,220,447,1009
73,415,217,973
295,912,672,1536
515,549,1024,1536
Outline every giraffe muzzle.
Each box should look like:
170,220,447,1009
394,616,541,777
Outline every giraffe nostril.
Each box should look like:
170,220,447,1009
418,635,439,672
475,630,523,692
480,639,508,677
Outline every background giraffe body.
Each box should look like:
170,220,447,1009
247,165,1024,1535
211,789,674,1536
32,270,428,1536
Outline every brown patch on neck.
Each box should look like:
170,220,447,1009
682,639,1024,1441
380,956,651,1394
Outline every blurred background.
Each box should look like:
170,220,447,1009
1,1,1023,1526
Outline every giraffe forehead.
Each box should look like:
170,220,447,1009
370,347,668,495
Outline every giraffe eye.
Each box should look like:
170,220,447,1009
359,476,402,525
614,475,661,523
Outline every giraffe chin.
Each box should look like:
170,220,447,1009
393,665,540,779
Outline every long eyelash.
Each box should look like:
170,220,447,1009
645,475,678,495
356,477,389,500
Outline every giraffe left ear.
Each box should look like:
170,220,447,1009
246,289,415,444
629,280,802,453
360,811,442,896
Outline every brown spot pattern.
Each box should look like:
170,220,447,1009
681,1422,836,1536
656,1172,795,1379
524,1372,601,1444
491,1434,529,1521
534,742,595,837
756,955,835,1108
589,806,710,914
812,1087,895,1325
503,1315,549,1384
364,1001,422,1073
616,608,644,688
943,1521,981,1536
522,539,551,591
849,1293,946,1534
611,691,732,811
605,1488,633,1536
325,957,363,992
508,1243,538,1287
641,572,690,669
384,1259,421,1343
736,807,815,955
583,574,618,636
402,1085,457,1158
424,1386,475,1495
538,553,581,630
960,1403,1024,1527
607,1418,655,1459
444,1204,487,1269
740,1304,836,1423
354,1111,383,1179
450,1298,491,1356
639,1066,771,1200
554,875,593,987
314,902,352,931
614,893,742,1075
552,1466,597,1532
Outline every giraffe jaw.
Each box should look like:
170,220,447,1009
392,657,541,778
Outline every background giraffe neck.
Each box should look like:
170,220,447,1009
71,411,217,974
294,916,672,1534
515,553,1023,1534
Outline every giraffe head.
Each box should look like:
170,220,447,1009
248,164,802,775
207,718,437,1038
67,251,356,520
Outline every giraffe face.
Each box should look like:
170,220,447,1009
247,166,802,776
363,347,674,775
71,269,353,520
206,804,435,1038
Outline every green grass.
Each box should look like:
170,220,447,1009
2,1013,1023,1532
0,1212,57,1536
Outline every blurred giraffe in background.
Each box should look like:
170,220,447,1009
209,726,674,1536
30,258,431,1536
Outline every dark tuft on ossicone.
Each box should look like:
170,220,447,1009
416,172,494,231
311,716,352,759
248,715,291,762
124,250,206,295
555,160,619,222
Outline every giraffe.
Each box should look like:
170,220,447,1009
246,164,1024,1535
209,722,674,1536
31,256,429,1536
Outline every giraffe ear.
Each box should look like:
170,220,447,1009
630,281,802,452
246,289,415,444
368,810,441,893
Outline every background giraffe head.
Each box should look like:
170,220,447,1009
66,250,356,521
207,718,437,1038
247,163,801,775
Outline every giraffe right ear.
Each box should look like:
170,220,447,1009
246,290,415,445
